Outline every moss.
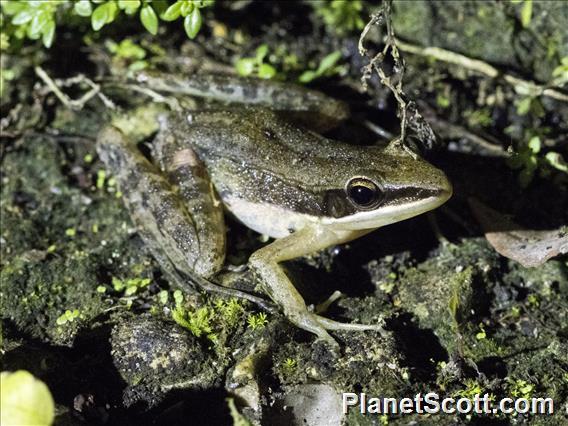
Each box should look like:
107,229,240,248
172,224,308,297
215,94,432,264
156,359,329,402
394,240,495,352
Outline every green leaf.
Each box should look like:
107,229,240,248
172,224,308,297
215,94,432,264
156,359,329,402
28,11,49,39
1,371,55,426
140,5,158,35
516,96,532,115
180,1,194,17
74,0,93,17
11,10,34,25
521,0,532,28
118,0,140,14
298,70,317,83
125,285,138,296
528,136,541,154
42,19,55,48
92,3,109,30
235,58,255,76
162,1,182,21
173,289,183,306
91,1,117,31
316,50,342,74
2,1,26,15
158,290,168,304
545,152,568,172
258,63,276,79
255,44,269,62
112,276,125,291
184,8,202,39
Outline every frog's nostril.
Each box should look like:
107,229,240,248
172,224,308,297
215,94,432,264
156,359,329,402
436,174,453,201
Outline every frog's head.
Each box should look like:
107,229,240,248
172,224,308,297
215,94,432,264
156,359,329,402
322,144,452,231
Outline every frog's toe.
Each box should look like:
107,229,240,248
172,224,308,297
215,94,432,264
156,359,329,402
314,315,384,333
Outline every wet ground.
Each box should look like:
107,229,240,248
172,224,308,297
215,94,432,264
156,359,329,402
1,1,567,425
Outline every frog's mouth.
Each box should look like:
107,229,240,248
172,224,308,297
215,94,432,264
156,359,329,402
324,183,452,231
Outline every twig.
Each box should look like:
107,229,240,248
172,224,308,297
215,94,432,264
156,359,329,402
425,114,508,157
34,66,116,110
395,39,568,103
359,2,409,143
111,82,181,111
358,1,437,154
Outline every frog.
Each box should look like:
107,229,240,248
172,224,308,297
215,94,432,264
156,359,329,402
96,73,452,347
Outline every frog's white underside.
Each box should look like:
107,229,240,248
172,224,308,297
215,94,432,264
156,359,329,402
224,194,449,239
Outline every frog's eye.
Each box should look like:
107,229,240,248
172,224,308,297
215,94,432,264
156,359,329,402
345,178,382,209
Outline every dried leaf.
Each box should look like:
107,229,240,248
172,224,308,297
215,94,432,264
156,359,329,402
469,198,568,267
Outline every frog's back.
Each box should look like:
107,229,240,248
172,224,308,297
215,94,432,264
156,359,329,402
157,109,349,236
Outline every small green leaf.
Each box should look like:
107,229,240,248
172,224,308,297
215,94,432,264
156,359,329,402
162,1,182,21
125,285,138,296
28,12,49,39
516,96,532,115
140,5,158,35
92,3,109,30
106,1,118,23
235,58,256,76
298,70,317,83
258,63,276,79
118,0,140,14
158,290,168,304
180,1,194,17
1,371,55,426
173,289,183,305
528,136,541,154
128,60,147,72
112,276,124,291
12,10,34,25
42,19,55,48
255,44,269,62
316,51,342,74
74,0,93,17
91,1,117,31
545,152,568,172
521,0,532,28
2,1,26,15
184,8,202,39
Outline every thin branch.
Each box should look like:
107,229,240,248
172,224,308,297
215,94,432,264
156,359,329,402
35,66,116,110
395,38,568,103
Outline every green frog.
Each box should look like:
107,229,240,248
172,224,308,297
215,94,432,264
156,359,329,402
97,73,452,347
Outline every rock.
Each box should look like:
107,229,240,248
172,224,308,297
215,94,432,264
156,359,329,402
270,384,344,426
110,314,218,407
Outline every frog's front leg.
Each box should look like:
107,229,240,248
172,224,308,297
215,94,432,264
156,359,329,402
249,226,383,347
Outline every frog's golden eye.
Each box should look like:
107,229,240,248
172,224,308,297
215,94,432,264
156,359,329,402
345,177,382,210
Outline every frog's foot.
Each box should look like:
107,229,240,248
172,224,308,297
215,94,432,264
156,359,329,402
291,310,384,350
291,310,340,349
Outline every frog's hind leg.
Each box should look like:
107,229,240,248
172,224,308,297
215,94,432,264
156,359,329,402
152,115,227,276
97,126,222,276
98,126,274,310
